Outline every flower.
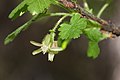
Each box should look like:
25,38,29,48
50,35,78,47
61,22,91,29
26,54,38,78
30,34,63,62
30,34,51,55
30,41,49,55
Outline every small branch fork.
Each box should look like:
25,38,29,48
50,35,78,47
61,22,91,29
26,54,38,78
59,0,120,37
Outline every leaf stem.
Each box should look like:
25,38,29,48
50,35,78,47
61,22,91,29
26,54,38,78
50,13,72,17
97,3,109,18
52,14,70,32
37,13,72,19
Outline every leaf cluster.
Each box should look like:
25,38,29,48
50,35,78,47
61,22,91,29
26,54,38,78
59,13,107,59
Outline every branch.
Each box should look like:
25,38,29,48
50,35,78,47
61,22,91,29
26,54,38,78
59,0,120,37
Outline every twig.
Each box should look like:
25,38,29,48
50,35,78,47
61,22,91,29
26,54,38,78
59,0,120,37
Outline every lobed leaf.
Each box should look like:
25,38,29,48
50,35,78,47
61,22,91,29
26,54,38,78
59,23,82,39
58,13,87,39
87,41,100,59
84,28,103,42
84,27,106,59
27,0,53,15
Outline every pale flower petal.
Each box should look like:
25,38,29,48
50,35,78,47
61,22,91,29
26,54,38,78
41,45,49,54
30,41,42,47
48,53,55,62
50,47,63,51
32,48,42,55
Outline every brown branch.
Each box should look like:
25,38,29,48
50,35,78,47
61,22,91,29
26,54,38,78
59,0,120,37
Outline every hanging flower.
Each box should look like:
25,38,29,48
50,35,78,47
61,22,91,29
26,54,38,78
30,34,51,55
30,34,63,62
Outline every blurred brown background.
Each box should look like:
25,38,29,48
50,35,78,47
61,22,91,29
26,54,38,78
0,0,120,80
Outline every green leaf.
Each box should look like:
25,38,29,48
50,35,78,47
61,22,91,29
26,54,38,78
9,1,28,19
27,0,54,15
4,20,31,45
9,0,57,19
84,28,103,42
59,23,83,39
70,13,81,24
58,13,87,39
84,28,105,59
86,20,101,28
5,13,44,45
70,13,87,29
87,41,100,59
84,28,106,59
